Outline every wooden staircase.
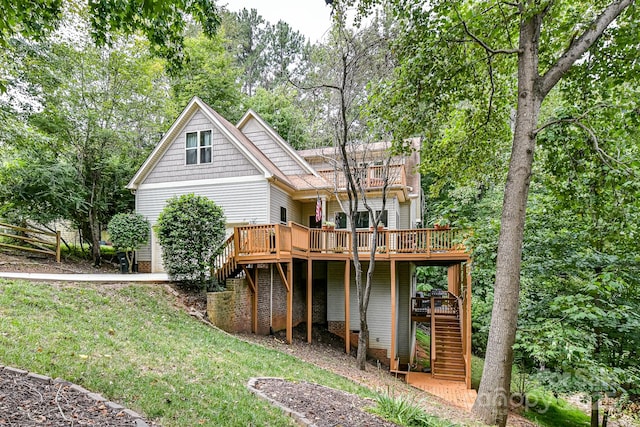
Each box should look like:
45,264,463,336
212,234,241,284
432,314,466,381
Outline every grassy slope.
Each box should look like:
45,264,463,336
0,281,373,426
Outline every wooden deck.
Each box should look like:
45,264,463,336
214,223,469,276
405,373,477,411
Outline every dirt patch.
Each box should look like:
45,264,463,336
0,249,118,274
250,377,398,426
0,369,152,426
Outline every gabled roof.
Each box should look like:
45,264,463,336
127,97,293,190
237,110,319,177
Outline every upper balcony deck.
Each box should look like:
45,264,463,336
317,164,407,190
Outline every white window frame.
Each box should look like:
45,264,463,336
185,130,212,165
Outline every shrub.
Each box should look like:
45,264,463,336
155,194,225,290
370,392,458,427
107,213,150,273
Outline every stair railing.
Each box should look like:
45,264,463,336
212,234,236,283
430,296,436,365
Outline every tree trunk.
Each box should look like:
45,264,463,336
357,319,369,369
89,208,101,267
472,15,543,427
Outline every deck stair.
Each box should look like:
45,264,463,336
432,314,465,381
213,234,241,284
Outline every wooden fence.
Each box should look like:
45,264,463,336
0,222,61,262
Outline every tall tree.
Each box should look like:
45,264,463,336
170,32,243,119
2,37,173,265
301,5,397,369
221,7,268,96
345,0,638,424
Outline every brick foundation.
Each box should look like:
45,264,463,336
206,278,252,333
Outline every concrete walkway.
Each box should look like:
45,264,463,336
0,271,170,282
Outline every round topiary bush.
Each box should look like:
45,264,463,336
155,194,226,290
107,212,150,273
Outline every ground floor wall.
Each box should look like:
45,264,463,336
326,261,413,366
134,178,269,272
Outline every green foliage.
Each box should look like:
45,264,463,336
107,213,149,252
371,392,458,427
0,0,220,75
244,87,309,149
521,391,590,427
107,213,149,273
170,33,244,119
156,194,226,290
1,35,173,266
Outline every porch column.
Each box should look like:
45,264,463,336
390,259,397,366
465,261,472,389
307,259,313,343
287,262,293,344
276,262,293,344
253,267,259,334
344,259,350,354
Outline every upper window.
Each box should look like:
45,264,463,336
334,211,371,229
186,130,212,165
375,210,388,227
280,207,287,224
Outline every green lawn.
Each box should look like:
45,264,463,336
0,281,375,426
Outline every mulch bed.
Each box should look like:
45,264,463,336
0,369,150,426
251,378,399,427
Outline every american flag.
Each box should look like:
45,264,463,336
315,197,322,222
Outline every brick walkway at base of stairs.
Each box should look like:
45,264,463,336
405,372,477,411
0,272,170,282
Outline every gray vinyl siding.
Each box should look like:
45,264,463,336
270,185,302,224
241,119,306,175
135,179,269,261
143,110,261,185
327,261,412,358
398,201,410,229
327,262,392,353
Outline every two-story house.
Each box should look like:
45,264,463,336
127,97,473,389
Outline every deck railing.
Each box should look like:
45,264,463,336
232,223,466,257
213,223,468,281
411,290,459,319
318,164,406,189
212,234,236,282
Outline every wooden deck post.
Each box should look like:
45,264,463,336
465,262,472,389
390,259,397,366
344,259,350,354
307,259,313,343
287,262,293,344
276,263,293,344
253,267,259,334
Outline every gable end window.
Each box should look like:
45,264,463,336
186,130,212,165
